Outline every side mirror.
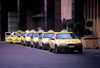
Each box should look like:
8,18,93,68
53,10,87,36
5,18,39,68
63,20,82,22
17,36,20,37
23,36,26,38
51,38,55,40
31,36,33,38
11,35,13,37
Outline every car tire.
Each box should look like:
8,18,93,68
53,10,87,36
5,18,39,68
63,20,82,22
55,46,59,53
38,45,41,49
23,43,25,46
49,46,52,52
70,50,73,53
25,42,28,46
33,43,36,48
78,48,83,53
42,43,45,50
10,42,12,44
30,43,32,47
21,40,23,45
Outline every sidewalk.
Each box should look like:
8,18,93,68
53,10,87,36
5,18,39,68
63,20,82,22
83,49,100,55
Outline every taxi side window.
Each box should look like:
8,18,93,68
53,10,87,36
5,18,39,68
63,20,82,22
14,33,19,36
39,34,43,39
53,34,56,39
51,34,55,40
51,34,56,39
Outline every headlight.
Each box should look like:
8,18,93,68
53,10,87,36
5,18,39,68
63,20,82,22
26,38,30,41
43,40,48,44
34,40,38,43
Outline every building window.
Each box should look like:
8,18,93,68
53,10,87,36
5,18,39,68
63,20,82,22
8,12,18,32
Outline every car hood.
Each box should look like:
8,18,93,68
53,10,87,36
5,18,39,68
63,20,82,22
42,38,50,42
56,39,81,44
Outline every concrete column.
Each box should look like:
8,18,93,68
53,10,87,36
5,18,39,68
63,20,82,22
97,0,100,37
93,0,96,36
90,0,93,32
84,0,86,23
87,0,90,21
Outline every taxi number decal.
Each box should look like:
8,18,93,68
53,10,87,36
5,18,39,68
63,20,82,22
15,38,18,41
9,38,12,40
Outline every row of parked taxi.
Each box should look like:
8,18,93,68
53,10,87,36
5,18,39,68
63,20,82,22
5,29,83,53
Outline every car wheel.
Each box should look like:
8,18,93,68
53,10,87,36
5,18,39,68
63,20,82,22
23,42,25,46
21,40,23,45
38,45,41,49
25,43,27,46
10,42,12,44
55,46,59,53
78,48,83,53
33,43,36,48
30,43,32,47
42,43,45,50
70,50,73,53
49,46,52,52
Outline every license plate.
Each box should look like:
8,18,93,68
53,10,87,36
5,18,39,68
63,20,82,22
69,46,74,48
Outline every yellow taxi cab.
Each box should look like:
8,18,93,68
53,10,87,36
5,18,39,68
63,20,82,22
30,31,43,47
48,30,83,53
38,30,54,50
5,32,21,44
23,30,35,46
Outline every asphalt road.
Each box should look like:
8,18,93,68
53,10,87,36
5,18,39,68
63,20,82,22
0,41,100,68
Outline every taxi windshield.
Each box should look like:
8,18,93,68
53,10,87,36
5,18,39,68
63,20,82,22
27,33,34,37
21,33,26,36
56,33,78,39
43,33,53,38
34,33,42,37
14,33,20,36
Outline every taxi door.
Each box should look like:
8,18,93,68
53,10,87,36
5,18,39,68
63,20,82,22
5,32,11,42
50,34,56,49
30,34,34,45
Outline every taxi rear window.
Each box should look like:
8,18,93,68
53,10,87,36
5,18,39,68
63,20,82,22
34,33,42,37
56,33,78,39
21,33,26,36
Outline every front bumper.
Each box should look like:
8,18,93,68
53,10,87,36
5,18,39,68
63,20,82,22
57,44,82,51
26,41,30,45
43,43,49,49
34,42,39,47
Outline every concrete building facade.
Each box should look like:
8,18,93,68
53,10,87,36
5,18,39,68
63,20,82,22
0,0,100,40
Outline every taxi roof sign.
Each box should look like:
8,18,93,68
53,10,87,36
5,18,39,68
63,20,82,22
48,30,54,32
61,29,68,32
31,29,36,32
25,30,30,32
39,30,44,32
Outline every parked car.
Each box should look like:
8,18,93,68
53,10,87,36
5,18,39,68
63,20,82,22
23,30,35,46
48,32,83,53
5,32,21,44
30,32,42,47
38,31,54,50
